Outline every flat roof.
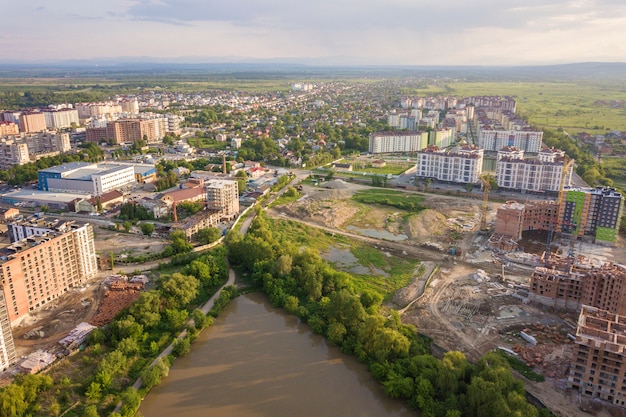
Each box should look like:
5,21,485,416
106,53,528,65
38,162,92,174
2,190,88,203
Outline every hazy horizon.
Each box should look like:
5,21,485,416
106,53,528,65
2,1,626,66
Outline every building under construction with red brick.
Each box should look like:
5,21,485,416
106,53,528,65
569,305,626,407
529,257,626,316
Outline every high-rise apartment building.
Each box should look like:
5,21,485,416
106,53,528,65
569,305,626,407
416,144,483,184
369,131,429,154
496,147,573,192
0,138,30,169
477,127,543,153
529,259,626,315
43,108,80,129
560,188,624,242
19,112,46,133
0,218,98,322
205,179,239,220
0,121,19,136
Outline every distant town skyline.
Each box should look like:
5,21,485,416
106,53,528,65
2,0,626,65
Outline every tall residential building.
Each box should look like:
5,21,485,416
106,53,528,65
368,131,429,154
0,121,19,136
477,127,543,153
560,188,624,242
496,147,573,192
75,101,123,119
43,108,80,129
529,259,626,315
415,144,483,184
0,289,16,370
569,305,626,407
0,138,30,169
0,219,97,323
205,179,239,220
19,112,46,133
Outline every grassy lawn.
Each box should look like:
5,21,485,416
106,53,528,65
602,156,626,187
352,189,426,212
267,217,419,299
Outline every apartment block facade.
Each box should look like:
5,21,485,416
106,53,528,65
477,128,543,153
529,260,626,315
560,188,624,242
368,131,429,154
569,306,626,407
0,220,97,323
18,112,47,133
205,179,239,220
43,108,80,129
496,147,573,192
416,144,483,184
0,121,19,136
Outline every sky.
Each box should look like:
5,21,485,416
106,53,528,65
1,0,626,66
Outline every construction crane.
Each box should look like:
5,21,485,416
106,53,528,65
479,174,492,232
545,156,575,260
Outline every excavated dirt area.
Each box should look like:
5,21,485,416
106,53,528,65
9,230,164,361
275,181,484,248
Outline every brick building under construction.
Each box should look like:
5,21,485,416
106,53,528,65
529,257,626,315
569,305,626,407
493,187,623,245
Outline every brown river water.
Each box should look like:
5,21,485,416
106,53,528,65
139,293,416,417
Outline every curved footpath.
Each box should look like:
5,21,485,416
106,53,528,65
113,265,236,413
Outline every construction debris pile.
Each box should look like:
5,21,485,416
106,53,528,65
89,274,148,327
510,324,573,379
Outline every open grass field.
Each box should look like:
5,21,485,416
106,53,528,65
601,156,626,188
267,217,419,297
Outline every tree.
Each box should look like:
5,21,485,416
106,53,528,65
172,337,191,357
423,178,432,191
140,223,155,236
129,290,161,327
160,272,199,309
140,358,170,389
464,182,474,193
194,227,221,244
235,170,248,195
85,381,102,402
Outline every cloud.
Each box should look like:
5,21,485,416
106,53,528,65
1,0,625,64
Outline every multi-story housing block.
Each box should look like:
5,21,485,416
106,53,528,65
0,138,30,169
416,144,483,184
477,127,543,152
428,127,456,148
43,108,80,129
75,101,123,119
0,122,19,136
368,131,429,154
496,147,573,192
529,259,626,315
205,179,239,220
19,112,46,133
569,305,626,407
560,187,624,242
0,219,97,323
0,290,15,370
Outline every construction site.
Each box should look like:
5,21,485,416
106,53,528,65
270,175,626,417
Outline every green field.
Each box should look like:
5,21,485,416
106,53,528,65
267,217,419,298
351,189,426,212
602,156,626,188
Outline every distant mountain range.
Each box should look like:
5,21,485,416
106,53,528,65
0,60,625,81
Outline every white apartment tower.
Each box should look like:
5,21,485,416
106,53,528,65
496,147,573,192
416,144,484,184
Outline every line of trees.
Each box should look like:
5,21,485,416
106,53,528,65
0,247,230,417
225,211,552,417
